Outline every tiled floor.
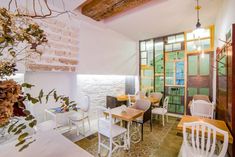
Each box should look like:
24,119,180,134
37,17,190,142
75,117,183,157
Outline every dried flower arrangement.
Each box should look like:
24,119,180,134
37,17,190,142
0,8,78,151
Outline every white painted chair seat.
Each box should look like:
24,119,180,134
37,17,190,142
99,123,127,138
152,108,167,115
69,112,88,121
179,144,218,157
36,120,56,132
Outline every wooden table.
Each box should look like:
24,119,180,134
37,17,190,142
103,106,144,148
0,130,93,157
116,95,159,104
177,115,233,144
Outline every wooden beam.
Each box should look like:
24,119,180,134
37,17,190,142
81,0,153,21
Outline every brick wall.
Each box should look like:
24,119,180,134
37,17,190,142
26,17,79,72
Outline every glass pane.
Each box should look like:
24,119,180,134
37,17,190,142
166,52,177,61
199,88,209,96
188,88,197,97
199,53,210,75
176,34,184,42
141,59,147,65
155,42,164,51
168,36,175,43
186,32,195,40
155,76,164,92
176,62,184,85
165,62,174,85
177,51,185,60
165,44,173,52
141,51,147,58
146,40,153,51
173,43,181,51
188,55,198,75
201,39,211,50
186,41,197,52
140,41,146,51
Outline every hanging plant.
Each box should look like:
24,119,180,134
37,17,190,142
0,8,78,151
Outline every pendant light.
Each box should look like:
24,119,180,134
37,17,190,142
193,0,205,57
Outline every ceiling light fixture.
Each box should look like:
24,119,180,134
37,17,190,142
193,0,205,57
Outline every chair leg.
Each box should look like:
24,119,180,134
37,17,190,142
98,133,101,154
76,123,80,136
69,120,72,131
88,117,91,131
141,123,144,141
166,114,168,123
162,114,165,126
150,120,152,132
82,119,85,135
108,138,112,157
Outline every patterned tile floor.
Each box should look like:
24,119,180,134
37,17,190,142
75,117,183,157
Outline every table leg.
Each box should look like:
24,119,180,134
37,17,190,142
127,121,130,149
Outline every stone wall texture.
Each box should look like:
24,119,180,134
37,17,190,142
76,75,126,118
26,17,79,72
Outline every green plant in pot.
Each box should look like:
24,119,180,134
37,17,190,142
0,8,78,151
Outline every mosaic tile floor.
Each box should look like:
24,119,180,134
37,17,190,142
75,117,183,157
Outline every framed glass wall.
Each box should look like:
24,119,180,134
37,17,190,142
140,40,154,95
139,25,215,115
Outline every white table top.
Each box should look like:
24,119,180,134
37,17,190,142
0,131,93,157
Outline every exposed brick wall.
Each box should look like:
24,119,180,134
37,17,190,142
26,17,79,72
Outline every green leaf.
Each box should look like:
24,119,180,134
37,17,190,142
19,140,36,152
23,110,30,116
38,89,43,103
0,37,5,43
29,120,37,128
8,121,18,133
15,140,26,147
25,115,34,121
22,83,34,89
46,89,55,103
18,132,29,141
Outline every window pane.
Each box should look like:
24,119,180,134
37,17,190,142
141,58,147,65
176,34,184,42
165,44,173,52
155,42,164,51
186,32,194,40
168,36,175,43
141,51,147,58
173,43,182,51
188,55,198,75
188,88,197,96
186,41,197,52
199,53,210,75
140,41,146,51
176,62,184,85
199,88,209,96
146,40,153,51
201,39,211,50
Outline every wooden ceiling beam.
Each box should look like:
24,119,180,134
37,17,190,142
80,0,153,21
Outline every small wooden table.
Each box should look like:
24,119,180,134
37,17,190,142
177,115,233,144
103,106,144,148
116,95,159,104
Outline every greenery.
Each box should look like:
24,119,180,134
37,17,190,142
0,8,77,151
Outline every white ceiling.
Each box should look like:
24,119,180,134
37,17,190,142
103,0,222,41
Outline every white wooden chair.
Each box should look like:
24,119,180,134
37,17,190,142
179,121,228,157
68,95,91,136
151,96,169,126
191,100,215,119
97,106,128,157
127,91,146,106
150,92,163,107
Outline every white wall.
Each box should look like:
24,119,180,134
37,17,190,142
213,0,235,101
78,16,138,75
215,0,235,47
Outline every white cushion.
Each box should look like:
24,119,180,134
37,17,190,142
152,108,167,115
98,122,127,138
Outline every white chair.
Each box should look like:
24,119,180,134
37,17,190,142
68,95,91,136
191,100,214,119
179,121,228,157
150,92,163,107
151,96,169,126
136,91,146,99
127,91,146,106
97,106,128,157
